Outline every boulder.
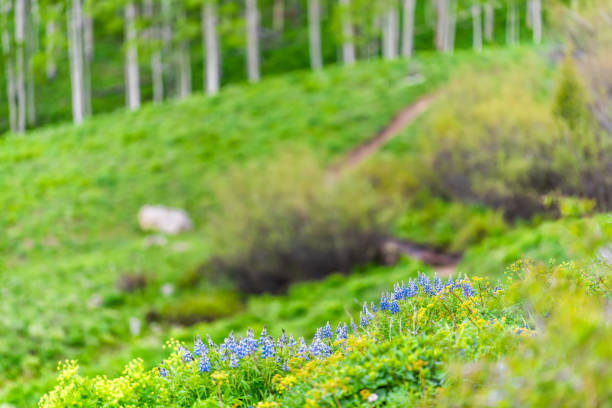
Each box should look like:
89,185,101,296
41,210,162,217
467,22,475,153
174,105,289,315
138,205,193,235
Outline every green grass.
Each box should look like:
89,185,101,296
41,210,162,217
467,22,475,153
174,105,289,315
0,49,529,405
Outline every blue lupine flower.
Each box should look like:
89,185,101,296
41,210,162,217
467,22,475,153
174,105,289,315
462,283,474,297
246,328,258,352
280,329,288,345
370,302,378,313
288,335,296,348
322,322,333,339
258,325,268,347
363,302,374,320
335,322,343,337
179,346,193,363
194,335,207,357
360,312,369,328
207,334,216,350
343,323,349,339
433,274,443,294
407,280,418,297
236,337,250,359
445,276,455,289
350,317,358,333
282,360,289,372
380,294,389,311
310,338,331,358
260,337,275,359
297,337,309,360
389,300,400,315
229,353,239,368
158,367,168,377
198,356,210,373
393,283,404,301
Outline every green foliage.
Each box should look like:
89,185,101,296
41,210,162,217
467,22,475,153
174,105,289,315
39,271,518,407
158,291,242,326
438,260,612,407
206,152,396,293
552,54,588,131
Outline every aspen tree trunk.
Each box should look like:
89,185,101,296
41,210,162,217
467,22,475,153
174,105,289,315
307,0,322,70
2,7,17,133
526,0,533,28
339,0,355,65
382,3,399,60
83,14,93,116
45,21,56,79
484,3,493,42
177,40,191,99
471,4,482,52
161,0,172,97
273,0,284,32
435,0,447,52
67,0,84,125
532,0,541,44
203,2,220,95
245,0,260,83
26,0,38,126
143,0,163,103
125,2,140,110
506,0,518,45
445,2,456,53
15,0,26,132
401,0,415,58
176,8,191,99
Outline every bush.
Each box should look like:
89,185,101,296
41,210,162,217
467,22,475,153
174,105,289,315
205,153,396,294
414,61,612,219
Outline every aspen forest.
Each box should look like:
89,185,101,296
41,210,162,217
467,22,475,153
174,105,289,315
1,0,612,407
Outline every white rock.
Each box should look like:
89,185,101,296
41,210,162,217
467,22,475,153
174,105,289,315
138,205,193,235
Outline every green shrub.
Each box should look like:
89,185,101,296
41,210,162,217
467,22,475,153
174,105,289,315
206,153,397,294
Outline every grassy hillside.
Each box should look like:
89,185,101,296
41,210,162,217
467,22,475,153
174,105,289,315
0,49,532,405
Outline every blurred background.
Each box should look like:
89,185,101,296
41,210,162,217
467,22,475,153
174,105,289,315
1,0,611,406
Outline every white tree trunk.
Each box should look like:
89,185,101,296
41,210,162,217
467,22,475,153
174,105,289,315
203,2,220,95
526,0,533,28
177,40,191,99
401,0,415,58
45,21,57,79
307,0,322,70
125,2,140,110
506,1,519,46
471,4,482,52
83,14,93,116
273,0,284,32
161,0,172,93
445,3,456,53
143,0,164,103
15,0,26,132
67,0,84,125
484,3,493,42
382,4,399,60
339,0,355,65
435,0,447,52
245,0,260,83
26,0,38,126
532,0,542,44
2,9,17,133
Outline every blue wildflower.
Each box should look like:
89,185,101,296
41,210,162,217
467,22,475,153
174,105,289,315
433,274,443,294
370,302,378,313
206,334,216,350
322,322,333,339
380,294,389,311
297,337,309,360
194,335,207,357
389,300,400,315
282,360,289,372
350,317,358,333
179,346,193,363
158,367,168,377
462,282,474,297
198,356,211,373
407,280,418,297
246,328,258,352
363,302,374,320
360,312,369,328
260,337,275,359
229,353,239,368
393,283,404,301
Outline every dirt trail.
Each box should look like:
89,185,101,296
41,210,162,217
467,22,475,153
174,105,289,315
327,94,436,176
327,93,459,276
